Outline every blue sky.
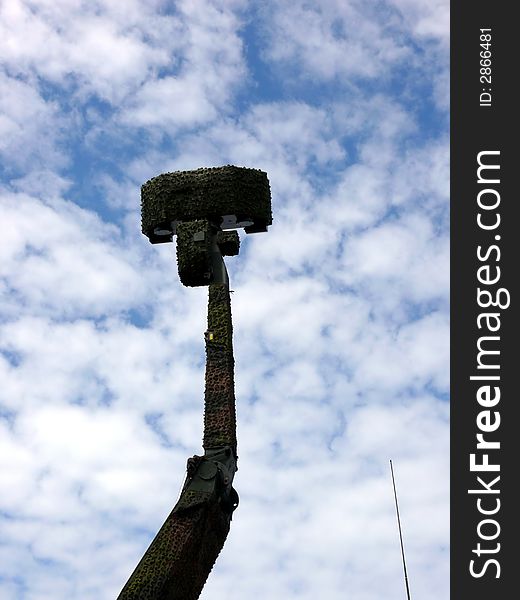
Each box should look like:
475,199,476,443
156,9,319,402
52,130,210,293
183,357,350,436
0,1,449,598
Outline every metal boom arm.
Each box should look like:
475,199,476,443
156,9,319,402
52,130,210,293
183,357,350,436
117,278,238,599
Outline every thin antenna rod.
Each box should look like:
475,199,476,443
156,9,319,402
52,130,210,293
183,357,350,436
390,459,411,600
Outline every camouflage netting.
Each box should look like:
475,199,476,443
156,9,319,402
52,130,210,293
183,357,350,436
176,220,213,287
116,500,230,600
141,165,272,244
216,230,240,257
203,283,236,451
117,282,237,600
176,224,240,287
120,164,271,599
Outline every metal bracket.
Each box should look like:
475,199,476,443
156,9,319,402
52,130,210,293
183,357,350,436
172,446,239,517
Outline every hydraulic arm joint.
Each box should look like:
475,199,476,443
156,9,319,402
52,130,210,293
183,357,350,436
173,447,239,517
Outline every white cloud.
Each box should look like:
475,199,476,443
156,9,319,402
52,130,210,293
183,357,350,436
121,74,218,128
0,1,448,599
0,190,147,318
0,72,67,172
389,0,449,43
202,396,449,600
339,212,449,305
118,1,247,130
257,0,411,82
0,0,176,104
255,0,448,87
347,311,449,394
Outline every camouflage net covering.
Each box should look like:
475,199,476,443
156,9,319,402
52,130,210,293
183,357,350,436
116,501,230,600
117,283,237,600
203,283,237,450
141,165,272,243
175,224,240,287
176,220,213,287
216,230,240,257
120,164,271,599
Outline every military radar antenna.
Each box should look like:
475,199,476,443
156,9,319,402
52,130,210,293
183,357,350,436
117,165,272,600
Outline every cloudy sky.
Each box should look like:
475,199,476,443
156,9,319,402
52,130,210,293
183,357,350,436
0,1,449,598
